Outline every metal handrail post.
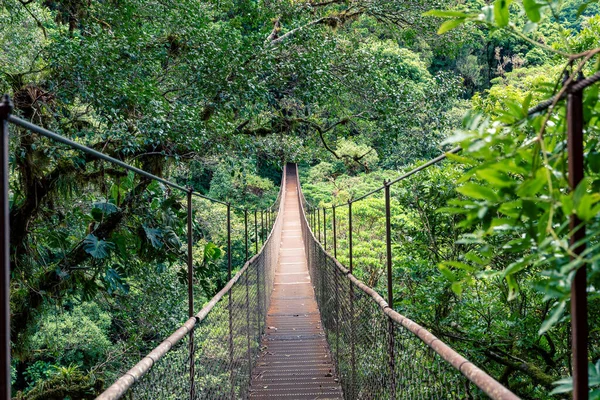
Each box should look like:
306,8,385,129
261,210,264,246
254,210,258,254
384,181,396,399
332,206,337,258
323,207,327,250
227,203,235,398
348,200,355,398
244,209,252,382
568,82,588,400
0,95,12,400
317,207,321,242
186,189,195,400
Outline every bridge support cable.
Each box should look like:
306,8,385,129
97,166,286,399
0,98,288,399
296,164,520,400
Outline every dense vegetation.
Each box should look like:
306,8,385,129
1,0,599,398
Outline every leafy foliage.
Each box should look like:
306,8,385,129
2,0,599,397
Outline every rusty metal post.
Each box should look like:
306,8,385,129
187,190,194,317
568,83,588,400
261,210,264,245
323,207,327,250
186,189,195,400
227,203,235,398
332,204,339,369
245,209,252,382
348,200,355,398
254,210,258,253
348,200,353,274
317,207,321,242
332,206,337,258
334,244,340,371
384,180,396,399
255,209,261,338
245,209,249,262
0,95,12,400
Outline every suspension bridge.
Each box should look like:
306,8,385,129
2,71,599,399
93,163,517,400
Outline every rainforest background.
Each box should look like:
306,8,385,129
1,0,600,398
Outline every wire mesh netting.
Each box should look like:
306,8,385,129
98,169,286,400
297,172,497,400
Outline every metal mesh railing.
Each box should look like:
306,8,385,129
296,166,519,400
97,166,286,399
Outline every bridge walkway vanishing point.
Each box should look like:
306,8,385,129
7,81,600,398
249,164,343,399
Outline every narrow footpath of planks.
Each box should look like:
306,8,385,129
249,166,343,399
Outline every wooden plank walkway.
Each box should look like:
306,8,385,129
249,166,343,399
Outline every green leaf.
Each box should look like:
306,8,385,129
577,1,592,16
505,274,519,300
438,264,457,282
589,152,600,173
549,379,573,395
573,177,591,207
560,194,574,217
203,242,222,262
576,193,595,221
522,93,532,112
539,301,566,335
493,0,512,27
444,261,476,272
476,168,514,187
83,234,115,259
423,10,469,18
451,281,463,295
499,200,522,218
143,225,163,249
457,182,500,202
438,18,466,34
105,267,129,294
523,0,541,22
446,152,478,165
503,257,529,276
516,170,546,197
91,202,118,222
92,201,118,215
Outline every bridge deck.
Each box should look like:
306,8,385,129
249,167,342,399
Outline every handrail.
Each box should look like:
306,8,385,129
97,164,287,399
295,163,520,400
8,112,281,211
1,97,287,399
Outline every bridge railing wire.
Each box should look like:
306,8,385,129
97,166,286,399
296,161,520,399
297,73,600,399
0,99,286,399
